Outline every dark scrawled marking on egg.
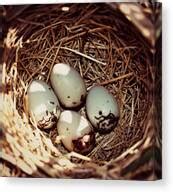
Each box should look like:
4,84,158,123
37,111,56,129
37,104,60,129
27,80,61,129
86,86,120,134
72,131,95,154
94,112,119,134
57,110,95,154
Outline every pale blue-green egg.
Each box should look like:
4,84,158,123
50,63,86,108
27,79,60,129
57,110,95,154
86,86,119,134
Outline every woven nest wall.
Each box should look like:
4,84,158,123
0,3,162,180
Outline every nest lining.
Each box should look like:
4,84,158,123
1,3,156,178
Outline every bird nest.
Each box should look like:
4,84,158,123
0,3,162,180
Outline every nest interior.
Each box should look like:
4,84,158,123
1,3,161,179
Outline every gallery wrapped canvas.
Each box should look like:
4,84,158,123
0,0,162,180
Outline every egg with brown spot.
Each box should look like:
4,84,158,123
86,86,120,134
50,63,87,108
27,80,61,129
57,110,95,154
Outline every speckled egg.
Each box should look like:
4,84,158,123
27,79,61,129
50,63,86,108
57,110,95,154
86,86,119,134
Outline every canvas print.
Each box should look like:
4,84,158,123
0,1,162,180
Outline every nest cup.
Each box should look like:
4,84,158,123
1,3,159,179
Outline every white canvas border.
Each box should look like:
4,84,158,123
1,0,172,192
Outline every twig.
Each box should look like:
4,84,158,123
100,72,134,86
129,98,134,126
65,152,91,161
17,18,45,27
60,47,107,66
